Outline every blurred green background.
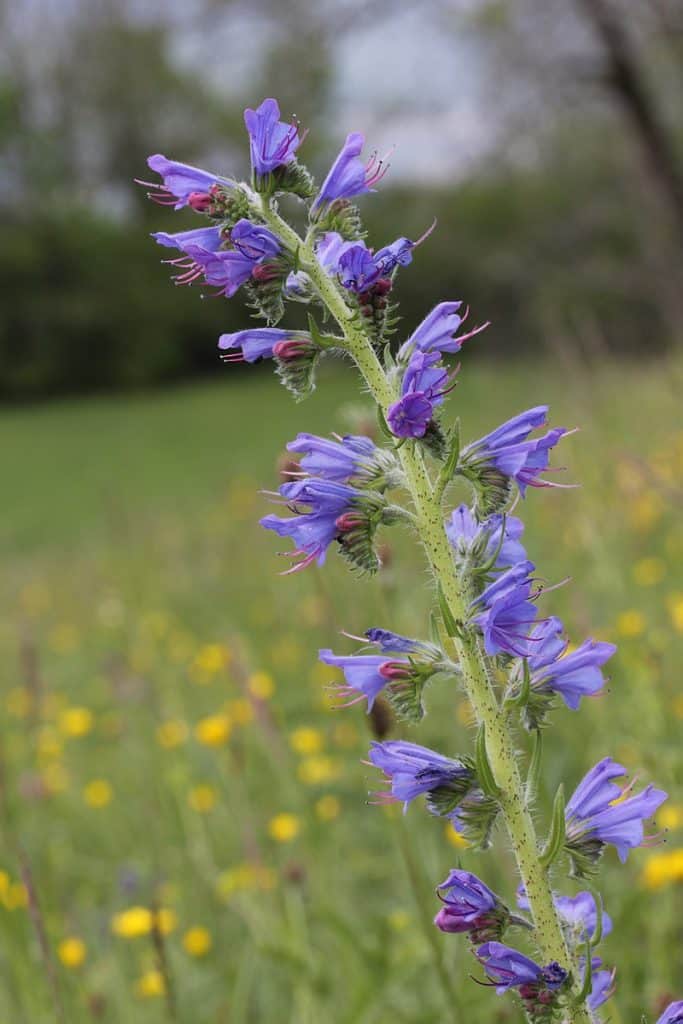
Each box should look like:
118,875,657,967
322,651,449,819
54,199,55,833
1,1,683,1021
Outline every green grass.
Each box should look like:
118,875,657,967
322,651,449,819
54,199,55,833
1,355,682,1022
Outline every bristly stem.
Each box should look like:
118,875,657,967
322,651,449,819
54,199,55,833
254,196,593,1023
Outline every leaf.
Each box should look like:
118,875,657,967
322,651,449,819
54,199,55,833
539,783,566,870
475,723,502,799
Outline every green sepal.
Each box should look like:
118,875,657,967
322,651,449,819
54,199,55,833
435,420,461,497
506,659,531,708
539,783,566,870
376,405,394,441
587,883,604,949
272,160,316,199
419,419,448,460
475,724,502,800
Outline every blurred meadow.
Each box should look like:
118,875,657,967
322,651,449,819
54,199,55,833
2,0,683,1021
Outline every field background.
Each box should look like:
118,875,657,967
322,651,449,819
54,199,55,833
2,355,682,1022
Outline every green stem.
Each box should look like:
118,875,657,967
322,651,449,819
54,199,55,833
256,197,593,1024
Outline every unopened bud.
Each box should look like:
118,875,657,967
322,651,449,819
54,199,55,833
273,338,312,361
335,511,365,533
188,191,212,212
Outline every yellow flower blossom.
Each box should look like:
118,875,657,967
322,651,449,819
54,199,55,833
248,671,275,700
633,557,665,587
315,795,341,821
195,714,232,747
136,970,165,998
188,785,217,813
4,882,28,910
297,756,340,786
58,707,93,738
616,610,645,638
445,822,470,850
111,906,176,938
57,937,86,969
192,643,231,679
659,805,683,831
268,813,300,843
183,926,212,957
156,719,188,749
641,849,683,889
216,863,276,900
83,779,113,808
289,727,324,756
667,593,683,634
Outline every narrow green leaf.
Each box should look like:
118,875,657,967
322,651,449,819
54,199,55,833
572,936,593,1006
376,405,393,440
475,724,502,799
437,584,460,638
539,783,566,870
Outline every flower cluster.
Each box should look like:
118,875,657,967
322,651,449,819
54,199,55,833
142,96,674,1023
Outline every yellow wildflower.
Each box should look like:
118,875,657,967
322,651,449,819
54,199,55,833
156,719,188,749
58,707,93,738
183,927,212,957
445,822,470,850
111,906,176,939
297,756,340,786
188,785,217,813
136,970,165,998
268,813,300,843
195,714,232,747
616,610,645,638
632,557,665,587
57,937,86,969
659,805,683,831
315,795,341,822
667,593,683,634
248,671,275,700
192,643,230,679
289,727,324,756
83,779,113,809
641,849,683,889
4,882,28,910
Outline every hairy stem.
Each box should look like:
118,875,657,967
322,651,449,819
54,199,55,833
256,197,593,1023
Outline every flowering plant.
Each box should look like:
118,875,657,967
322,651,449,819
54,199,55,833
141,96,673,1022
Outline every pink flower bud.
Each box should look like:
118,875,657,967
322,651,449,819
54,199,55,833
188,191,213,212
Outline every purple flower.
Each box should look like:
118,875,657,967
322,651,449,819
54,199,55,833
565,757,668,866
230,219,281,260
152,227,223,253
312,132,389,211
587,963,616,1011
446,505,527,569
526,618,617,710
517,887,612,942
260,478,364,573
286,433,379,483
657,1003,683,1024
244,98,303,176
471,561,539,657
373,237,414,275
338,244,382,292
368,740,475,814
475,942,568,995
141,155,233,210
319,649,410,711
363,628,433,655
218,329,300,363
434,870,509,942
319,234,417,293
315,232,357,274
398,302,489,358
185,245,258,297
461,406,570,496
387,350,455,439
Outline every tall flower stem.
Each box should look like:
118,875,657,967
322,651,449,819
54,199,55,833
256,196,593,1023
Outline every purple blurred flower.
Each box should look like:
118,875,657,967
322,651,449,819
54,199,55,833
260,478,363,573
517,887,612,942
565,757,667,865
398,302,489,358
657,1003,683,1024
471,561,539,656
244,98,303,176
446,505,527,569
141,155,233,210
363,628,433,655
461,406,570,496
586,962,616,1011
434,870,509,942
368,740,474,814
475,942,568,995
387,350,455,439
525,618,616,710
312,132,389,211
